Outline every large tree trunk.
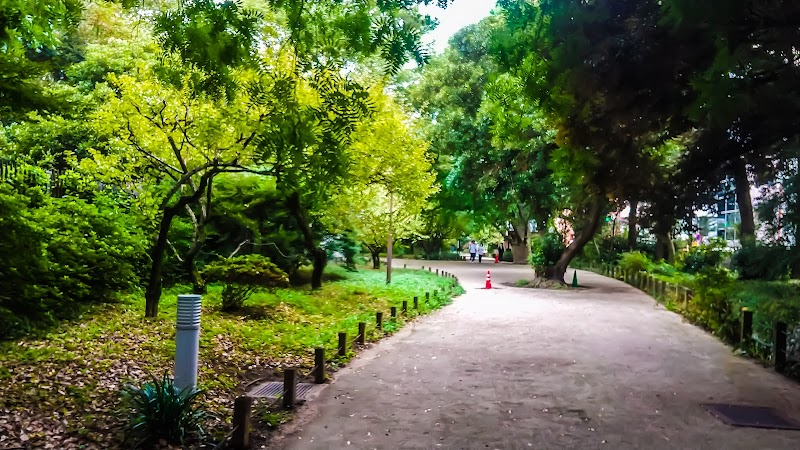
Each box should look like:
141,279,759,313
510,242,530,265
656,232,675,263
365,244,381,269
286,192,325,289
733,156,755,241
311,248,326,289
551,198,605,283
145,207,179,318
509,220,529,265
627,198,639,249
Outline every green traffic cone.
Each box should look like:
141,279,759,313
571,270,578,287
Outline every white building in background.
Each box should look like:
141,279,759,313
696,178,742,247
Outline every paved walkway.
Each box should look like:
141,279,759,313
274,262,800,449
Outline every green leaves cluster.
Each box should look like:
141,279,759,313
0,186,147,338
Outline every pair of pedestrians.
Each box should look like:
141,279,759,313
468,240,485,263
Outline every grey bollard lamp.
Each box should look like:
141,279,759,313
175,294,202,392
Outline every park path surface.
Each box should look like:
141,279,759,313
274,261,800,450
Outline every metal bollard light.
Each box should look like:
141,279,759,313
175,294,202,392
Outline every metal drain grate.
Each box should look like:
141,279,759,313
249,381,317,400
702,404,800,430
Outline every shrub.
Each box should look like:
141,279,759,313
617,251,651,273
529,233,566,277
0,187,147,338
679,239,728,274
324,234,360,271
688,266,737,342
122,372,206,448
581,235,628,265
202,254,290,311
730,241,792,280
421,252,462,261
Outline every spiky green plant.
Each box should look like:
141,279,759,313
122,372,206,448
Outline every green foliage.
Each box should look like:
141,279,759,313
202,255,290,311
154,0,261,98
325,234,360,271
617,251,652,274
650,261,678,277
420,252,462,261
0,186,147,338
731,281,800,344
581,235,628,265
688,266,737,342
122,372,206,448
679,239,728,274
731,241,792,281
529,232,565,275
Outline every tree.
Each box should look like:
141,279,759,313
338,85,435,268
662,0,800,242
405,18,561,264
492,0,701,280
93,73,266,317
0,0,82,115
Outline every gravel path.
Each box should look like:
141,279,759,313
272,261,800,449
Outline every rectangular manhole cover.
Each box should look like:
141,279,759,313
702,404,800,430
249,381,317,400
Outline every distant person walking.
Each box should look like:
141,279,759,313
498,243,505,262
477,243,485,263
468,240,477,262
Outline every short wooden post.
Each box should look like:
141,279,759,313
426,292,430,302
429,267,432,272
390,306,397,318
313,347,325,384
403,263,407,269
413,296,419,309
739,309,753,345
231,396,253,449
376,311,383,329
357,322,366,345
338,332,347,357
402,301,408,314
436,268,439,275
421,265,425,270
773,322,787,372
283,368,297,409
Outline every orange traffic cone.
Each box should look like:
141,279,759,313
485,270,492,289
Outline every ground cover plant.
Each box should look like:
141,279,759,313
0,266,462,449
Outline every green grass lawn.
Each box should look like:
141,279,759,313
0,265,463,449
